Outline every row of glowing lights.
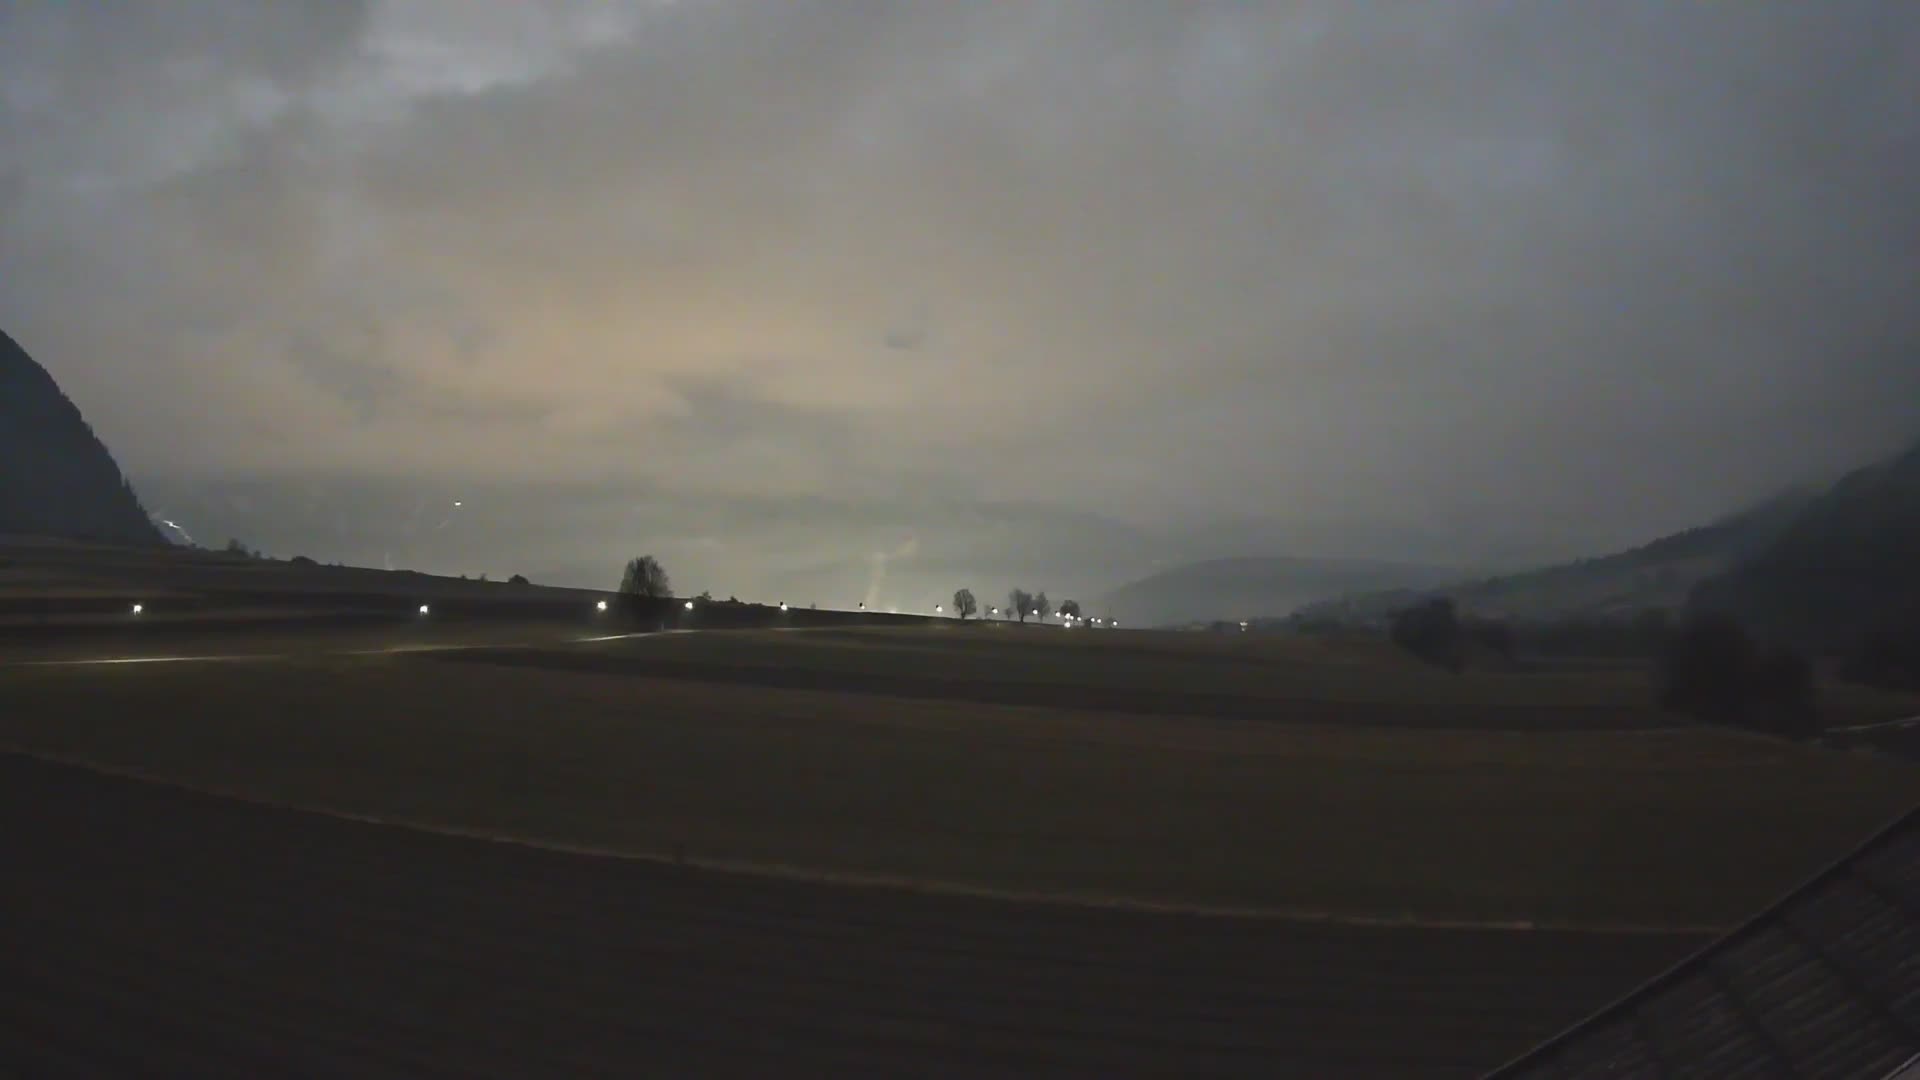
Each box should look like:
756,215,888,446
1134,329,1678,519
125,599,1114,625
851,603,1113,626
159,505,1117,622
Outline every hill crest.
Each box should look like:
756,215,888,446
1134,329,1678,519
1096,555,1460,627
0,327,164,547
1290,492,1812,626
1691,434,1920,650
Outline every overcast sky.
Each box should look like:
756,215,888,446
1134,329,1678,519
3,1,1917,605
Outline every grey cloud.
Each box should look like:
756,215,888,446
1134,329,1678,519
4,1,1919,600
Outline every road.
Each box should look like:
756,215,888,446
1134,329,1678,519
1828,715,1920,761
0,752,1701,1078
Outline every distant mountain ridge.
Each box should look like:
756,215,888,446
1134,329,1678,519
0,328,163,547
1095,556,1461,627
1290,492,1812,625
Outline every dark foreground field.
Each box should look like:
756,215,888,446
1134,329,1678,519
2,626,1912,927
0,753,1699,1078
1,552,1914,1076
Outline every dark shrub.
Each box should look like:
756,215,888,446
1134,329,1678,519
1748,647,1819,739
1391,597,1464,672
1658,614,1757,726
1658,614,1821,738
1840,617,1920,692
1467,618,1514,660
1631,608,1674,650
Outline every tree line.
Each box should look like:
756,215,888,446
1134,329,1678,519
616,557,1094,626
951,587,1086,624
1379,596,1823,740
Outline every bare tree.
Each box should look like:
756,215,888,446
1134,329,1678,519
1033,591,1051,622
1008,588,1033,623
953,588,978,620
619,555,672,598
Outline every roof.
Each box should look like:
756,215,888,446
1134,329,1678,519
1488,805,1920,1079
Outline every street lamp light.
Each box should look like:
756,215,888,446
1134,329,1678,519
685,600,695,611
130,603,144,615
418,604,430,615
596,599,609,612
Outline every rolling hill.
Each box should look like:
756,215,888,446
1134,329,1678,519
1094,556,1460,627
1691,435,1920,652
0,327,163,547
1289,492,1812,626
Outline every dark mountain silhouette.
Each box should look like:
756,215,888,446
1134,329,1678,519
1692,435,1920,652
1291,492,1812,625
1,328,164,546
1095,556,1461,627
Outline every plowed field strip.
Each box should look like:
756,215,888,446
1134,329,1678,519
0,754,1695,1078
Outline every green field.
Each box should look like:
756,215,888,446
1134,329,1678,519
2,625,1911,929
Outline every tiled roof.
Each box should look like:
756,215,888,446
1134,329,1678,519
1489,806,1920,1079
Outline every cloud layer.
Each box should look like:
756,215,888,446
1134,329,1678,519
4,1,1917,602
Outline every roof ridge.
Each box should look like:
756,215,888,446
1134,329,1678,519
1487,802,1920,1078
